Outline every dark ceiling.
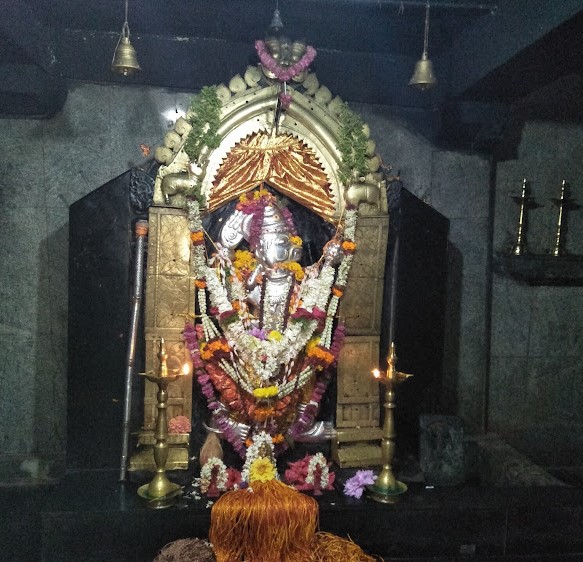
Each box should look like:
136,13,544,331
2,0,583,152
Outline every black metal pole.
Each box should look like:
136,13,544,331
119,219,148,481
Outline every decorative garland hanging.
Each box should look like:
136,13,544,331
184,190,358,458
337,104,369,186
256,39,317,110
184,86,222,162
255,40,317,82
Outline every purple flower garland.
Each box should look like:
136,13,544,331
184,323,247,458
287,322,346,440
255,40,317,83
185,319,346,456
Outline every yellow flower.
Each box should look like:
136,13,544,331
289,235,303,247
267,330,283,342
249,457,277,482
253,386,278,399
306,337,320,354
254,188,270,200
276,261,304,281
233,250,257,272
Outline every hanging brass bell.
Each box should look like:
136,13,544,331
111,24,141,76
408,53,437,91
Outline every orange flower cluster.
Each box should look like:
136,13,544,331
342,240,356,254
306,343,335,370
272,433,285,444
190,230,205,245
195,279,207,289
206,363,246,415
251,406,276,422
200,338,231,361
331,286,344,298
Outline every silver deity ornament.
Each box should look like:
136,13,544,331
218,198,302,333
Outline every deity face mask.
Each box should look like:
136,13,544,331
256,232,302,268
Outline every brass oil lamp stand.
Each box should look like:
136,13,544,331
551,179,579,257
510,178,539,256
368,342,413,504
137,338,184,508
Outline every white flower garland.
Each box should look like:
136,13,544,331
305,452,330,490
202,262,322,386
241,431,275,482
186,199,360,440
200,456,228,493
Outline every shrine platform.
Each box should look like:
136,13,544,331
4,464,583,562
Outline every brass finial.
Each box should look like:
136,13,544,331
157,338,169,377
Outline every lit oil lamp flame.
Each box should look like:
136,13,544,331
182,362,192,376
372,368,381,379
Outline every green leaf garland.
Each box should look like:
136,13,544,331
184,86,222,162
337,105,368,187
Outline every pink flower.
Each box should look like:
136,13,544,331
168,415,192,434
226,467,242,490
343,470,377,499
279,92,292,109
255,39,317,82
284,454,335,491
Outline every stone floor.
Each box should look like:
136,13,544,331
2,434,583,562
2,471,583,561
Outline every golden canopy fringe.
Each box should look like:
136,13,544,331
311,532,383,562
209,479,319,562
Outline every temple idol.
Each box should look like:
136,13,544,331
5,3,583,562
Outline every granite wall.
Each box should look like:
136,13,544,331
0,82,493,479
489,121,583,467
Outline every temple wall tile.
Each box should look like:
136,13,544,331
0,133,46,210
527,287,583,358
0,335,36,454
428,150,490,220
490,276,533,357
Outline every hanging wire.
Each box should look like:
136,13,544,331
423,2,430,56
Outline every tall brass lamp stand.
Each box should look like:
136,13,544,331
368,342,413,504
137,339,185,508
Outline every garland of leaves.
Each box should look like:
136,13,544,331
184,86,222,162
337,104,368,186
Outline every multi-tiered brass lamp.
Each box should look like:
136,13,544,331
368,342,413,504
137,339,186,508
